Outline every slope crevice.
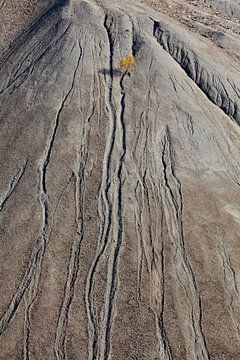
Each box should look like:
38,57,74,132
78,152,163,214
152,19,240,125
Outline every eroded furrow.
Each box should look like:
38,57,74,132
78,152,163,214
160,126,210,360
134,175,173,359
132,109,150,306
23,41,83,360
152,20,240,124
85,15,117,360
55,51,95,359
0,22,71,95
11,21,70,83
0,41,82,349
23,241,45,360
23,41,82,359
0,160,27,212
217,228,240,341
133,92,153,296
101,72,127,360
86,13,130,359
131,78,172,358
42,42,82,191
157,207,173,360
54,173,85,360
0,237,44,336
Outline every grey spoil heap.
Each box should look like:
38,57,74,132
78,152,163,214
0,0,239,359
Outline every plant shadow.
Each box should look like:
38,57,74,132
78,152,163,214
99,68,122,77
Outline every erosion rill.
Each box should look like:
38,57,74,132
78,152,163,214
0,0,240,359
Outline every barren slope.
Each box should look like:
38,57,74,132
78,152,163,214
0,0,240,359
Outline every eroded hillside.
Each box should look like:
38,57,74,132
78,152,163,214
0,1,240,359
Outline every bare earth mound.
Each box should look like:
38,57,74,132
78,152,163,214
0,0,240,359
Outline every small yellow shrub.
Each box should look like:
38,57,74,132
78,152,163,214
119,53,135,73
